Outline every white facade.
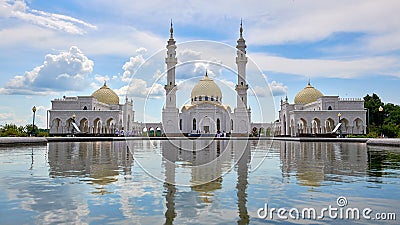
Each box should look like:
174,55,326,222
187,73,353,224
162,22,252,136
276,90,367,136
49,91,138,136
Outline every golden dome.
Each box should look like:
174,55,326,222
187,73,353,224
294,82,323,104
91,83,119,105
191,73,222,103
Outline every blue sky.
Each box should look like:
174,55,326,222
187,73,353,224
1,0,400,128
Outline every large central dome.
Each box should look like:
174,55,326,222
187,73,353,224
92,83,120,105
191,73,222,104
294,82,323,104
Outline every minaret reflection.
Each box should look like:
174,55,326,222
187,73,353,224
162,140,178,225
162,139,235,223
234,140,251,225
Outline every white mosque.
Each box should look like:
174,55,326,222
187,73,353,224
48,21,366,137
48,83,140,136
162,22,251,136
274,82,367,136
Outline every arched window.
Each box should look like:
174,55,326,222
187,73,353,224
193,118,196,131
241,81,244,85
216,97,219,102
211,96,214,101
217,118,220,132
83,106,87,110
199,96,202,101
205,96,209,101
231,119,234,131
179,119,182,130
328,106,332,110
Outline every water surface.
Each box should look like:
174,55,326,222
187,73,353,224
0,140,399,224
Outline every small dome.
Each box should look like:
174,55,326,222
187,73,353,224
191,73,222,103
92,83,119,105
294,82,323,104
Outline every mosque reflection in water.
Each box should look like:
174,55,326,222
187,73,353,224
46,140,399,223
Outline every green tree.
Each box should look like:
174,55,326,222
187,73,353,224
25,124,39,136
364,93,383,126
364,94,400,137
0,124,27,137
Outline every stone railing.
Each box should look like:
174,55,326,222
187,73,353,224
339,98,363,101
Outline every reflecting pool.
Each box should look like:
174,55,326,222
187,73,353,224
0,140,399,224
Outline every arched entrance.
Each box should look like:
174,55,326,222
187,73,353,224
312,118,321,134
340,118,349,134
93,118,102,134
51,118,61,133
106,118,115,134
353,118,364,134
79,118,89,133
298,118,307,134
199,116,214,134
325,118,335,133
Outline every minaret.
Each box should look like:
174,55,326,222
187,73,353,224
162,20,180,135
165,20,177,109
235,19,248,109
233,20,251,136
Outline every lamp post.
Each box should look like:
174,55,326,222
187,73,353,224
338,112,342,138
379,106,383,137
32,106,37,137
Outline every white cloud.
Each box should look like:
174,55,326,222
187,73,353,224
0,112,13,120
136,47,147,54
269,81,288,97
176,48,224,80
251,53,400,79
249,81,287,98
1,0,96,34
246,1,400,46
122,54,146,82
115,78,164,99
94,74,110,84
0,46,94,95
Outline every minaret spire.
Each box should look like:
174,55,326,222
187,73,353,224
170,19,174,39
240,18,243,38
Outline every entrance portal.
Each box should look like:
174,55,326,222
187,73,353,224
203,126,210,133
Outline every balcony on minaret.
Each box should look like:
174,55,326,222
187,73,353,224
235,83,248,91
164,84,176,92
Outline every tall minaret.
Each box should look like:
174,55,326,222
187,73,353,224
235,19,248,109
165,20,177,109
162,20,180,135
233,20,251,136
